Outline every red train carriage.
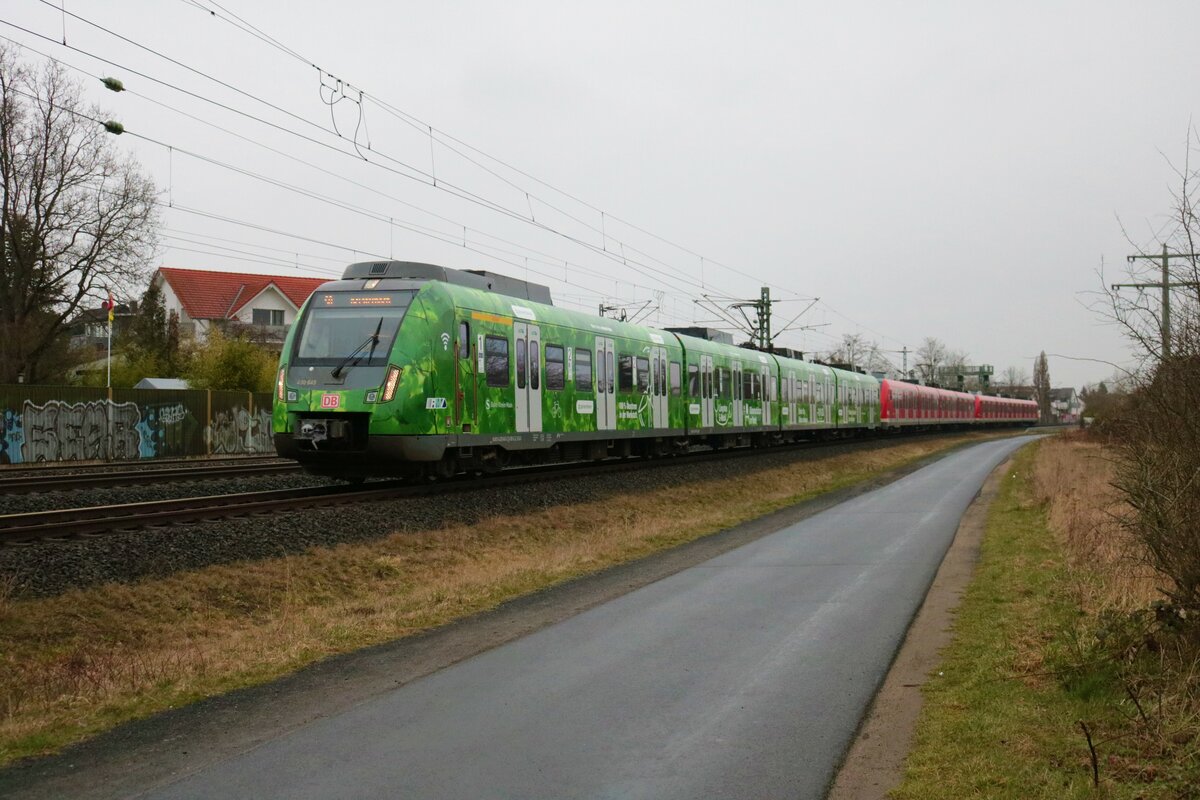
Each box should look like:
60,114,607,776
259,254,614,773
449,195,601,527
974,394,1038,425
879,379,974,429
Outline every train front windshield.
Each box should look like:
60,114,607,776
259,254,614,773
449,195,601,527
292,291,416,366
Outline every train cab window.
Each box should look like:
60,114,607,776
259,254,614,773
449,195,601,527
485,335,510,387
575,348,593,392
670,361,682,396
458,322,469,359
618,355,633,391
545,344,564,390
688,363,700,396
635,356,650,393
516,338,527,389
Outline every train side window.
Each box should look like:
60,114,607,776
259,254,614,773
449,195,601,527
485,335,510,387
545,344,564,390
670,361,681,396
458,322,469,358
530,341,540,391
606,350,615,394
635,356,650,393
575,348,593,392
688,363,699,396
619,355,633,391
516,338,527,389
658,357,667,397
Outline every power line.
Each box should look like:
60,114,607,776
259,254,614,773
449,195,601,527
155,0,809,298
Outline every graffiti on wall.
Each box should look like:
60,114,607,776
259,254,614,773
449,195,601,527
0,397,273,463
206,407,273,455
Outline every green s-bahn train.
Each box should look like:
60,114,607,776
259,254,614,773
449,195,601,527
272,260,885,479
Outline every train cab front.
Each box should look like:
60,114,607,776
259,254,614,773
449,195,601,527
272,282,445,479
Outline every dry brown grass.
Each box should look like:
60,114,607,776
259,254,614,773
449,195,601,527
0,433,1005,764
1030,431,1163,612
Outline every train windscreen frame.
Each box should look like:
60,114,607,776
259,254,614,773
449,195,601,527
291,290,416,367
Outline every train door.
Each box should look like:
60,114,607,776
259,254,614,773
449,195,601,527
595,336,616,431
455,319,475,432
701,354,714,427
787,371,796,427
733,362,743,426
761,365,771,425
651,346,668,429
514,322,543,433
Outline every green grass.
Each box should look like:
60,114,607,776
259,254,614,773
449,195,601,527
893,443,1192,799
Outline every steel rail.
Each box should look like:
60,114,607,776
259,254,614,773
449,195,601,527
0,462,303,494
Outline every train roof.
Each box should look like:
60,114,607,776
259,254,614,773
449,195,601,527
339,261,554,305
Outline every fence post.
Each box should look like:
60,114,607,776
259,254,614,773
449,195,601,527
205,389,212,456
106,384,114,462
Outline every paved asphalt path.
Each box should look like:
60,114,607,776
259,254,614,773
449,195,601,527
146,437,1031,800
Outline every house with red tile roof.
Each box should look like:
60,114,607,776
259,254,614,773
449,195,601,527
153,267,327,346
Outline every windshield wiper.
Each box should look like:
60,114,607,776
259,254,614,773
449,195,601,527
331,317,384,379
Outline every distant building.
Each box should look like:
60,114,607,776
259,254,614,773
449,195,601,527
153,268,327,349
67,302,136,351
1049,387,1085,424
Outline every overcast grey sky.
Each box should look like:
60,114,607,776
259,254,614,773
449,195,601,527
5,0,1199,388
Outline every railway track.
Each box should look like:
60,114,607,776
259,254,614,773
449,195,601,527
0,441,823,545
0,430,1034,546
0,461,302,494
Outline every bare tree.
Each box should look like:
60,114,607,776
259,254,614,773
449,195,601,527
829,333,868,370
1000,365,1029,394
1032,351,1051,423
0,44,157,383
915,337,947,384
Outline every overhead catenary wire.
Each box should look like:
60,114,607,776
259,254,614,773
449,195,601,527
18,1,794,303
3,10,925,351
177,0,811,299
0,17,748,311
1,74,705,316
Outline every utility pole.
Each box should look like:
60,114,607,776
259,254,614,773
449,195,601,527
729,287,772,349
757,287,771,350
1113,244,1200,360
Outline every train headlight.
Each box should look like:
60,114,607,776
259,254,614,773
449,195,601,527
276,366,286,401
381,365,402,402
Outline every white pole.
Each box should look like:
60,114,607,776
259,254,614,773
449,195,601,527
106,294,113,460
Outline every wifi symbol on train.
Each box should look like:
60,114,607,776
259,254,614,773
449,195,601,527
440,332,451,351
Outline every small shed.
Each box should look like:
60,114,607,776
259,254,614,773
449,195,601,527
134,378,190,390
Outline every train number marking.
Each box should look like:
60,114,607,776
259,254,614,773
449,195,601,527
320,393,340,409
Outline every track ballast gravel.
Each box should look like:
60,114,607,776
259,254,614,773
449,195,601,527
0,438,951,599
0,474,331,516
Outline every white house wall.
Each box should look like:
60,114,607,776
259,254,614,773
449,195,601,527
232,285,297,324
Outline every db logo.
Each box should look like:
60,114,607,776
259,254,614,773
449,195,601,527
320,393,340,409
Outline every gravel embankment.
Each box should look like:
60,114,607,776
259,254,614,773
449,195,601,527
0,438,930,599
0,473,331,516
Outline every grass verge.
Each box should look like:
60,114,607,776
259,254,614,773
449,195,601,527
0,432,1010,767
893,436,1200,799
